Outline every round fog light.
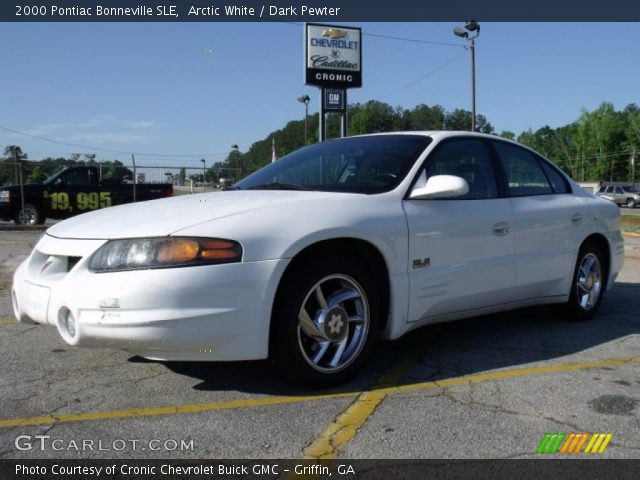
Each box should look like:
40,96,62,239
11,290,19,320
57,307,77,342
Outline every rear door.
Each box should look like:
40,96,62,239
490,140,582,300
403,137,516,323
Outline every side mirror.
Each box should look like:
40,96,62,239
54,178,63,186
409,174,469,200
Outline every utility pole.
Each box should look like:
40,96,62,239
131,153,137,203
16,151,24,214
632,149,636,186
14,151,19,185
201,158,206,192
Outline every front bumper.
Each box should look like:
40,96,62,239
12,234,288,361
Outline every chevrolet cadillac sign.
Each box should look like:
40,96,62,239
305,23,362,89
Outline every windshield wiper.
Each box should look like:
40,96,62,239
247,183,309,191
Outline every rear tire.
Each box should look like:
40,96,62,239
271,256,380,388
14,204,43,226
563,241,607,321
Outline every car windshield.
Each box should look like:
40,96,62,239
625,185,640,192
234,135,431,194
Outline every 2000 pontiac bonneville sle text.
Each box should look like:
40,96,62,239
12,132,624,386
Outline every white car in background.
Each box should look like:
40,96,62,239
12,132,624,386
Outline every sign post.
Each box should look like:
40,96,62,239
305,23,362,141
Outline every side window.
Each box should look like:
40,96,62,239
615,187,624,194
539,160,570,194
61,169,90,187
598,186,607,193
606,186,614,193
424,139,498,200
494,142,553,196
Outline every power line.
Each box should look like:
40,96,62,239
286,22,464,48
379,50,468,100
0,125,228,158
364,32,463,48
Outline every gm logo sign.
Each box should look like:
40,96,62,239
324,89,345,111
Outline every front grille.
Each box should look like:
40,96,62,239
67,256,82,272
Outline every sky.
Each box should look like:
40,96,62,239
1,22,639,169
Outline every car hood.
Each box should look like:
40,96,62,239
46,190,354,239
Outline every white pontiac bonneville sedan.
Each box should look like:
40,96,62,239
13,132,624,386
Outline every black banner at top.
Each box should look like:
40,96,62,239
3,0,640,22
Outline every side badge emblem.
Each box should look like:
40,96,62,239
412,258,431,269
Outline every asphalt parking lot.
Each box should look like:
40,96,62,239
0,230,638,459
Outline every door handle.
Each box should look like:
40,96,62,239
571,213,583,225
493,222,511,236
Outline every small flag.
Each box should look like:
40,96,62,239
271,138,277,163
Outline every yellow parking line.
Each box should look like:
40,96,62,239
301,355,640,459
0,319,16,325
0,392,357,429
302,346,421,460
0,355,637,430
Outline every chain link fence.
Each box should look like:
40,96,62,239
0,160,244,194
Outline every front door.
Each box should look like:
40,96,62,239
403,138,516,323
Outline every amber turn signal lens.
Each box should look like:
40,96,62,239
200,239,241,261
201,240,236,250
157,239,199,263
200,249,240,260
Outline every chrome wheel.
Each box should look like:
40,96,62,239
297,274,370,373
17,206,38,225
576,253,602,311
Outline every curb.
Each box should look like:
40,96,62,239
622,231,640,238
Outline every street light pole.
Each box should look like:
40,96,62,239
231,144,242,181
470,35,476,133
297,95,311,144
454,20,480,132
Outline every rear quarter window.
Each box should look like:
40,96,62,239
539,160,571,194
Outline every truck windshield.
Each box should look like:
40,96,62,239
43,171,63,184
233,135,431,194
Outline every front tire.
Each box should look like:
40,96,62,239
627,198,636,209
271,256,380,388
14,204,43,226
563,242,606,321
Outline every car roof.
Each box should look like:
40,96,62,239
352,130,515,142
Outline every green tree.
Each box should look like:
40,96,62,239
498,130,516,140
444,109,494,134
26,166,47,183
349,100,398,135
400,104,445,131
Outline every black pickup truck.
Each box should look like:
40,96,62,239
0,166,173,225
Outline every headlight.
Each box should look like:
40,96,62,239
0,190,10,203
89,237,242,272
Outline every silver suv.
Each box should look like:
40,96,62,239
597,184,640,208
